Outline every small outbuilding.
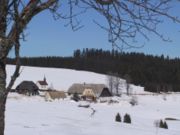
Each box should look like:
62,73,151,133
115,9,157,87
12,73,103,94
16,81,39,96
45,91,66,101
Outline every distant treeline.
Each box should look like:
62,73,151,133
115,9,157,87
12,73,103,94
7,48,180,92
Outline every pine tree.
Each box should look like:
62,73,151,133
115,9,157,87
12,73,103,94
159,120,164,128
163,121,168,129
159,120,168,129
115,113,121,122
123,114,131,124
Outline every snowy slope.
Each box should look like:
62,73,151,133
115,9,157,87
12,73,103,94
5,65,180,135
5,93,180,135
6,65,107,90
6,65,145,94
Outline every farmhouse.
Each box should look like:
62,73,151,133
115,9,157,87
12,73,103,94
82,88,96,99
68,83,112,100
36,76,48,90
45,91,66,101
16,81,39,96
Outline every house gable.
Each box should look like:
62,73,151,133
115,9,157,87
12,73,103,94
82,88,96,98
99,88,112,97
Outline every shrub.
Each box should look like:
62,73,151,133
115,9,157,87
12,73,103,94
123,113,131,124
129,96,138,106
154,120,159,128
71,93,80,102
115,113,121,122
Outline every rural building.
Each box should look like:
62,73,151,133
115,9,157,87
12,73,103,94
68,83,112,100
45,91,66,101
16,81,39,96
36,76,48,90
82,88,96,101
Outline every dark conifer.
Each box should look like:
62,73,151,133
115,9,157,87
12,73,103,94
115,113,121,122
163,121,168,129
159,120,164,128
6,49,180,92
123,114,131,124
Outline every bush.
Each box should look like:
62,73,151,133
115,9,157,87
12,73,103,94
115,113,121,122
123,113,131,124
129,96,138,106
71,93,80,102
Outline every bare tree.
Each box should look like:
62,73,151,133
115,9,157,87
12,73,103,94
107,72,122,95
107,72,114,94
113,73,122,96
0,0,180,135
124,74,131,96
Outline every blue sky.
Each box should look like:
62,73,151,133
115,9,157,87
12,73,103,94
9,3,180,58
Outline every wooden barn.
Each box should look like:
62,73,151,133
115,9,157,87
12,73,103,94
45,91,66,101
16,81,39,96
68,83,112,100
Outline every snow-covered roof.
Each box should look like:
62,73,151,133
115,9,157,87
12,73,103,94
68,83,107,96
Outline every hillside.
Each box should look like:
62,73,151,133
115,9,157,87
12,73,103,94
5,65,180,135
7,49,180,92
6,65,145,94
6,65,106,90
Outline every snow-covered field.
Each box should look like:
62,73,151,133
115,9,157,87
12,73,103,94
5,93,180,135
5,65,180,135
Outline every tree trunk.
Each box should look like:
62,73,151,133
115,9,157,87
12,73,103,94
0,96,6,135
0,58,7,135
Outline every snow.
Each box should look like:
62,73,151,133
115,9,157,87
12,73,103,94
4,65,180,135
6,65,107,91
6,65,146,94
5,93,180,135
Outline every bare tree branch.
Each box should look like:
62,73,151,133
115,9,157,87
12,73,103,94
0,1,180,135
4,0,58,92
96,0,114,5
6,0,21,94
1,0,180,93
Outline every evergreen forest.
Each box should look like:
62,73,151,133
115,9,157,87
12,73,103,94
7,49,180,92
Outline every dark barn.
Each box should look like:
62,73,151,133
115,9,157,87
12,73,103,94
99,87,112,97
16,81,39,96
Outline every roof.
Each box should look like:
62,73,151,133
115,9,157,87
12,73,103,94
16,81,39,91
37,80,48,86
37,76,48,86
68,83,107,97
46,91,66,99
